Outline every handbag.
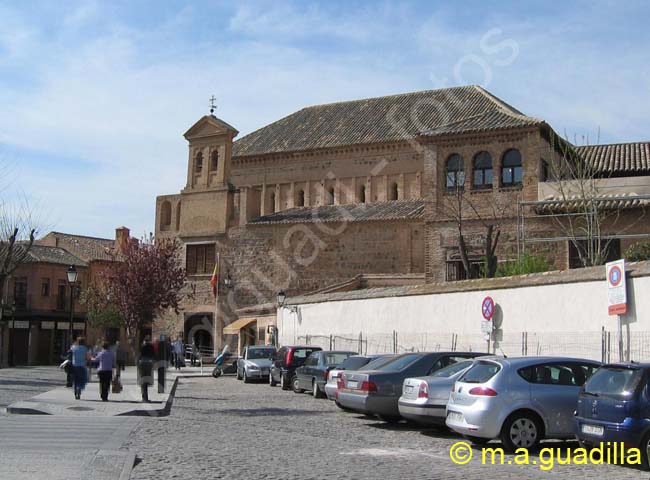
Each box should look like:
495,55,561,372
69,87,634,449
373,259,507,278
111,377,123,394
59,359,70,369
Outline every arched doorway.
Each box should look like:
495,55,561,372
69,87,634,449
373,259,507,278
184,313,214,355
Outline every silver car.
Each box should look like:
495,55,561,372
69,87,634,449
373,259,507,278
445,356,601,451
398,359,475,425
325,354,393,401
236,345,277,383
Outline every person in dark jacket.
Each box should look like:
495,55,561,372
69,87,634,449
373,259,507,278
138,336,155,402
92,342,115,402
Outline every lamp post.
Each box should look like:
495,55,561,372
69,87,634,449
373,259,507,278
67,265,78,348
276,290,286,307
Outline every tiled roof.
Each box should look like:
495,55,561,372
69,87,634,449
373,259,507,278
233,86,541,157
534,193,650,214
19,244,87,267
39,232,116,262
250,200,426,225
576,142,650,174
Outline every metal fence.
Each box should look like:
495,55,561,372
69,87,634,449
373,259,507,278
295,330,650,362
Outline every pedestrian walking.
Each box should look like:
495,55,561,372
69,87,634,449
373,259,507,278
171,335,184,370
191,340,199,366
93,342,115,402
70,337,90,400
112,341,127,378
138,336,155,402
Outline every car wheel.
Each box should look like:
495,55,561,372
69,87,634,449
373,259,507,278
280,374,290,390
464,435,490,445
243,369,251,384
236,368,242,380
500,412,542,452
312,380,325,398
641,432,650,470
269,373,277,387
293,376,304,393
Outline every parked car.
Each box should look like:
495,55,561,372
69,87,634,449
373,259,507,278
269,345,323,390
236,345,277,383
574,362,650,468
294,350,357,397
446,356,601,451
398,359,475,425
337,352,483,422
325,354,393,401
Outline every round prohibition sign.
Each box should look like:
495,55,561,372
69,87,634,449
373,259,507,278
482,296,495,320
609,265,623,287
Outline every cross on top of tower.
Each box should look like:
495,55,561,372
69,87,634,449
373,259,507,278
209,95,217,115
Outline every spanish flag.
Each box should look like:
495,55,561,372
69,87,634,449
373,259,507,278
210,259,219,297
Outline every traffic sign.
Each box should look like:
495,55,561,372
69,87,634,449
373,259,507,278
481,319,493,334
482,296,495,320
606,259,627,315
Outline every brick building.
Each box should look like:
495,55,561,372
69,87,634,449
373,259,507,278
0,228,132,366
155,85,650,353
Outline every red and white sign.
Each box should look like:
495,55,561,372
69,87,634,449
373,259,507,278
606,259,627,315
482,296,495,320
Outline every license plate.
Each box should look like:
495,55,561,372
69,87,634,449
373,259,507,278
347,380,359,389
447,411,464,423
405,385,414,394
581,424,604,436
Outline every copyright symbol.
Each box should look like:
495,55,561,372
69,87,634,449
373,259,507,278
449,441,473,465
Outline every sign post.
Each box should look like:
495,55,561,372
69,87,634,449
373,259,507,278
606,259,628,362
481,296,495,354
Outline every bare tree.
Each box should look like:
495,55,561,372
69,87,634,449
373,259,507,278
438,185,517,279
0,198,38,297
541,133,647,267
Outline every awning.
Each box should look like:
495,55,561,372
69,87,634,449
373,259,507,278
223,317,257,335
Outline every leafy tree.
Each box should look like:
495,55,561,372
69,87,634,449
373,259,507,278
100,235,188,346
79,283,123,330
625,242,650,262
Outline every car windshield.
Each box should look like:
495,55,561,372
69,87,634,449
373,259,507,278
360,356,395,371
460,361,501,384
375,353,422,373
431,360,473,378
583,367,643,400
247,348,276,360
324,352,354,366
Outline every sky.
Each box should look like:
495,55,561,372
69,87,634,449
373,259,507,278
0,0,649,239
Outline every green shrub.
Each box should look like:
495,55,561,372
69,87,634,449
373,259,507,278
625,242,650,262
496,253,553,277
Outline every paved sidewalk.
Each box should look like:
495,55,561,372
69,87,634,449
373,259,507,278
7,365,211,417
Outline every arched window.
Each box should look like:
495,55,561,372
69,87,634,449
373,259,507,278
359,184,366,203
327,187,335,205
160,201,172,228
472,151,493,189
445,154,465,189
210,150,219,171
297,190,305,207
501,149,523,186
195,151,203,173
389,182,399,201
175,202,181,230
270,192,276,213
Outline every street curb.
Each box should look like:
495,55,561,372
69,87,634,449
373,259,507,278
119,452,137,480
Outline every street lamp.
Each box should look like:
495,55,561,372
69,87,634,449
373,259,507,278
276,290,286,307
223,272,233,289
9,301,16,367
67,265,78,348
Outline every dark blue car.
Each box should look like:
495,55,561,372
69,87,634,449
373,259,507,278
574,363,650,468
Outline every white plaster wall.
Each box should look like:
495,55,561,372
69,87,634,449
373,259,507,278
278,275,650,361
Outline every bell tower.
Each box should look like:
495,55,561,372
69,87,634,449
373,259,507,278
176,102,239,235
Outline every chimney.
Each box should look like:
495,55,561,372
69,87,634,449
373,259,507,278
115,226,130,253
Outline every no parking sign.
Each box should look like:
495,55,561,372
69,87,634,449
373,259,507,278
606,259,627,315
